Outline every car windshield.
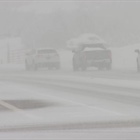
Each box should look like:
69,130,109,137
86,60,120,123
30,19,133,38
0,1,140,140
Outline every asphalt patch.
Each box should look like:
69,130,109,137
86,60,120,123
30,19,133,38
0,99,60,111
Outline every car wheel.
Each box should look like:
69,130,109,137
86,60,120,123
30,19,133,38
106,63,112,70
98,63,104,71
98,66,103,71
25,64,29,71
81,63,87,71
73,61,79,71
25,61,30,71
48,66,52,70
55,63,60,70
32,63,38,71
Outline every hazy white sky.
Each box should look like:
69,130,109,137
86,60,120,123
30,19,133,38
0,1,140,48
15,1,111,14
17,1,79,14
0,1,138,15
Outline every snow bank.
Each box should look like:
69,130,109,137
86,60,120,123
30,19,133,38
111,44,140,71
0,64,24,71
58,50,73,70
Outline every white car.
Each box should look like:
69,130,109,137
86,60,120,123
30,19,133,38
25,48,60,70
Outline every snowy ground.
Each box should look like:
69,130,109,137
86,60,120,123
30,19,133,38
0,78,140,130
0,53,139,131
0,61,140,88
0,127,140,140
0,63,139,139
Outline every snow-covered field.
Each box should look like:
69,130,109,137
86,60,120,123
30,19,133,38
111,44,140,71
58,50,73,70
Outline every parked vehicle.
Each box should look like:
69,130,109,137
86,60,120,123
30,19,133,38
135,49,140,72
25,48,60,70
72,44,112,71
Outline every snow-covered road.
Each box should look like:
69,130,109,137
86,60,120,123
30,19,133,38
0,71,140,130
0,68,140,139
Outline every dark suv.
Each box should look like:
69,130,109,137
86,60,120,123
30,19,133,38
72,44,112,71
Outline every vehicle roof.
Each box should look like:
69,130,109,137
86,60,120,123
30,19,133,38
35,48,56,51
81,43,106,49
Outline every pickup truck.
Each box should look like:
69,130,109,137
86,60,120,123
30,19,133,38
72,44,112,71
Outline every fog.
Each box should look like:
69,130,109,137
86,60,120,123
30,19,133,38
0,1,140,139
1,1,140,48
0,1,140,70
